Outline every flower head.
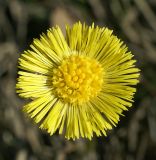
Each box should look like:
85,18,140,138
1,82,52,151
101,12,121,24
16,22,140,140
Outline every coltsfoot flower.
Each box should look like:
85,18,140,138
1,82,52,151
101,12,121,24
16,22,140,140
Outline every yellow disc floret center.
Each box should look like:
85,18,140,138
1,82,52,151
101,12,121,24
52,55,103,104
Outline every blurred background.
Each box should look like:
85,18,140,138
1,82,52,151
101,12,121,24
0,0,156,160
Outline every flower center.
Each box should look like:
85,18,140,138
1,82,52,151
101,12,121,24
52,55,103,104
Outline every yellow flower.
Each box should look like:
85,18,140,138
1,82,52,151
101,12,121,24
16,22,140,140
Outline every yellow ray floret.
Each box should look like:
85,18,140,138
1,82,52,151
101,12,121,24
16,22,140,140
